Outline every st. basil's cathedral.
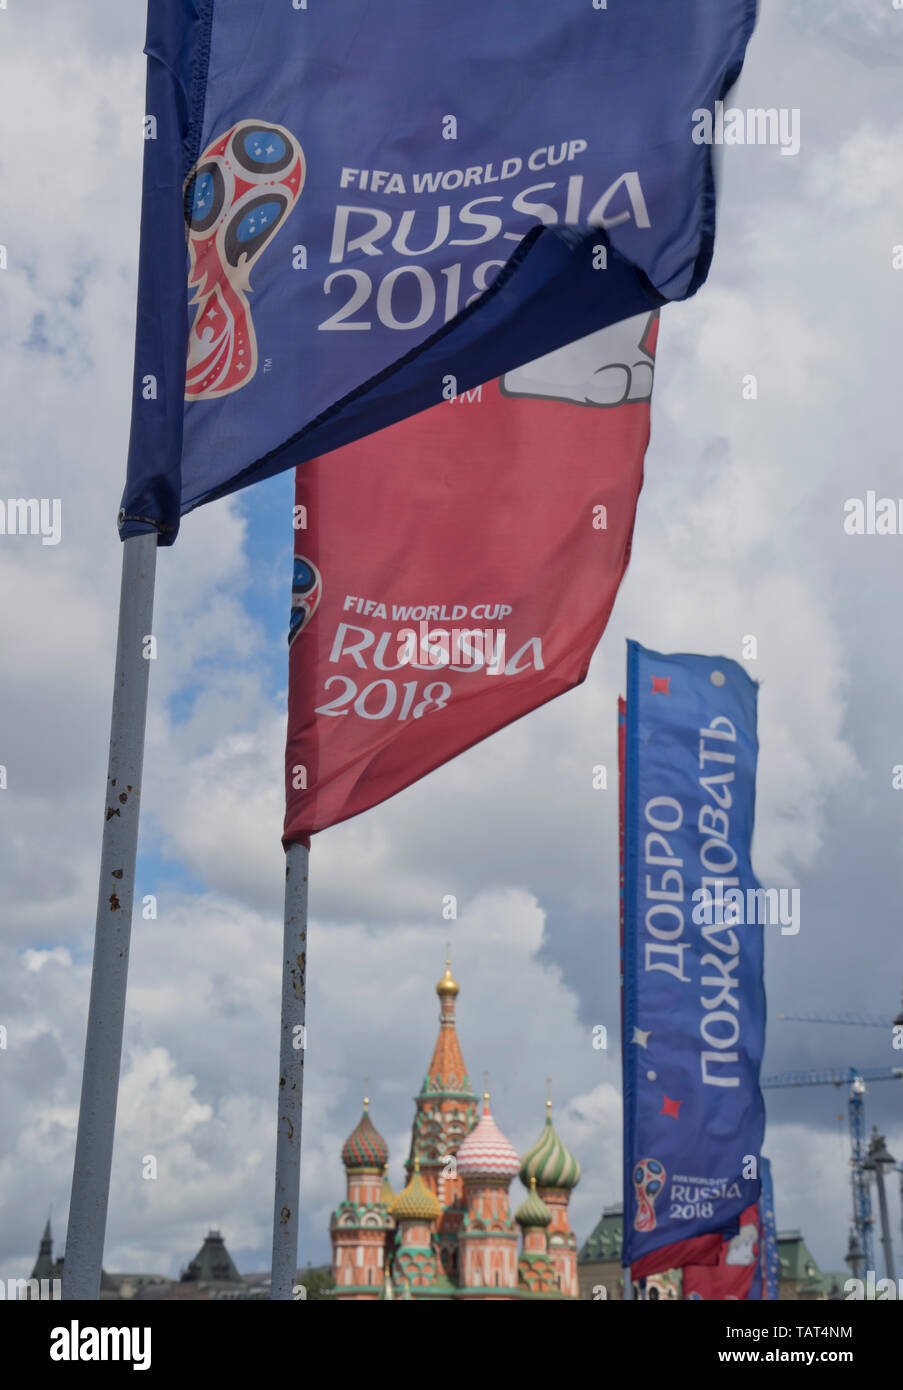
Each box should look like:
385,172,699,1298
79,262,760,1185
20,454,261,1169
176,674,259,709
329,961,581,1300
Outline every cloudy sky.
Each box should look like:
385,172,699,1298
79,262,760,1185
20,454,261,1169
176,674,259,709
1,0,902,1285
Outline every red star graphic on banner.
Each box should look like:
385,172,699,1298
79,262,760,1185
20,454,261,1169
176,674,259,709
660,1095,683,1119
651,676,670,694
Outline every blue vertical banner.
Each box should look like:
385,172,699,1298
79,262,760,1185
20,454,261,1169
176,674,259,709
622,640,766,1271
759,1156,779,1300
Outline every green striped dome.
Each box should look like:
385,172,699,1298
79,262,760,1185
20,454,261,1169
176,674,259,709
342,1102,389,1170
519,1106,581,1191
515,1177,552,1228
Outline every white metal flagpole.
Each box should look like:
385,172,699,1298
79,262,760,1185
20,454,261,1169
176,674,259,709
270,839,309,1299
62,531,157,1300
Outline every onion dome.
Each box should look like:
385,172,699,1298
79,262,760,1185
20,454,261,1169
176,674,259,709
515,1176,552,1228
436,959,459,998
391,1157,441,1223
519,1100,581,1191
380,1164,395,1207
341,1097,389,1170
456,1093,520,1180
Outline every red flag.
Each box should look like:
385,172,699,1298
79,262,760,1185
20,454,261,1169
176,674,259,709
284,312,658,844
682,1205,761,1301
631,1233,723,1282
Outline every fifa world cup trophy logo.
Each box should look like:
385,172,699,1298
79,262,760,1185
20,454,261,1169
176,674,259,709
633,1157,666,1233
289,556,322,648
184,120,304,400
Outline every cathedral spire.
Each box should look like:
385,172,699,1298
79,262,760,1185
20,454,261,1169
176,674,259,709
408,960,477,1179
421,957,473,1103
31,1214,55,1283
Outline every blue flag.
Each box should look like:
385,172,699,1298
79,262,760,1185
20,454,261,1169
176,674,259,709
120,0,757,541
621,640,765,1269
759,1156,779,1299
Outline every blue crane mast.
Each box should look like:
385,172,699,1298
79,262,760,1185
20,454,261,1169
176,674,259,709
761,1065,903,1272
767,996,903,1272
766,983,903,1279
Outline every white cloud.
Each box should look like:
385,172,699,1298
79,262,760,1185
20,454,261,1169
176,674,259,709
0,0,900,1294
0,887,624,1276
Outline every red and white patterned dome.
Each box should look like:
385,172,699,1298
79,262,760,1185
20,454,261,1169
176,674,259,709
456,1095,520,1180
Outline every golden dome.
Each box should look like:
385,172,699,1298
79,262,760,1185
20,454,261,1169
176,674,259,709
390,1157,441,1223
436,959,459,998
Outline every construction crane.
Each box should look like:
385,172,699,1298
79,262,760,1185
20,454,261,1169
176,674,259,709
762,1067,903,1087
777,1013,891,1028
762,1064,903,1275
771,992,903,1274
778,990,903,1033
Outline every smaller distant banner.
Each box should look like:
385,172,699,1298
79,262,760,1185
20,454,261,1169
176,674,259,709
682,1204,761,1300
759,1156,779,1300
621,641,766,1273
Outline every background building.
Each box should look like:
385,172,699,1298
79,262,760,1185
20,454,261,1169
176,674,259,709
24,1220,325,1300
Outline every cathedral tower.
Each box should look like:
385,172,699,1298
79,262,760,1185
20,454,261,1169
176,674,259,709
515,1177,558,1294
390,1157,441,1291
330,1098,393,1299
408,960,478,1188
455,1093,521,1298
407,958,478,1278
520,1099,581,1297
